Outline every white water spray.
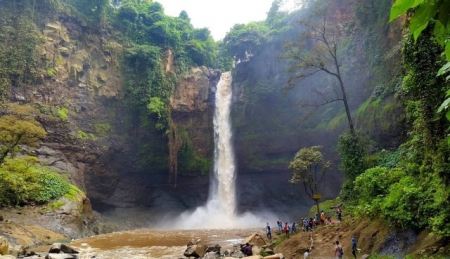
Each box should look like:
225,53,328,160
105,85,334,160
167,72,272,229
212,71,236,220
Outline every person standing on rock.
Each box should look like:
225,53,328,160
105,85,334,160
335,241,343,259
351,237,357,258
266,222,272,239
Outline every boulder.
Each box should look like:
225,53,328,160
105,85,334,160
252,245,261,255
263,253,284,259
205,244,221,253
246,256,262,259
183,244,207,258
0,237,8,255
242,233,266,247
0,256,16,259
48,243,79,254
203,251,220,259
45,254,78,259
9,245,24,257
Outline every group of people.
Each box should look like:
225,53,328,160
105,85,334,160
265,206,359,259
266,219,297,239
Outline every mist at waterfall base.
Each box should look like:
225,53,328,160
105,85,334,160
162,72,276,230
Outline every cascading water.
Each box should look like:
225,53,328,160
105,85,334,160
211,71,236,220
168,72,270,229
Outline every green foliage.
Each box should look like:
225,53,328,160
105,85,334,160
64,0,109,26
0,103,47,164
57,107,69,120
77,130,98,141
50,200,66,209
47,68,57,77
0,9,45,99
0,156,72,206
93,123,111,138
289,145,332,213
118,4,138,22
337,130,371,181
389,0,448,43
309,197,344,218
177,130,212,175
390,0,450,145
64,184,83,200
354,167,405,216
224,22,269,62
259,248,271,257
36,171,71,202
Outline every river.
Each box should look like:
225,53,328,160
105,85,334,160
60,228,265,258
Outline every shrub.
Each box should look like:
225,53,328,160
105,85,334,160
354,167,405,216
117,4,138,22
0,156,75,206
57,107,69,120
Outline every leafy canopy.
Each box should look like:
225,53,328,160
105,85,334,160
289,146,331,198
0,103,47,164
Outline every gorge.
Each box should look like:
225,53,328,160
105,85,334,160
0,0,450,258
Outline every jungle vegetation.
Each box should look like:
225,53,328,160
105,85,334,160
0,0,449,242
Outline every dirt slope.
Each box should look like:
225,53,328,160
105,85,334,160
273,217,449,259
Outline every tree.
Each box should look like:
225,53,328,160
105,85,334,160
289,145,332,216
282,5,354,132
223,22,269,62
0,103,46,164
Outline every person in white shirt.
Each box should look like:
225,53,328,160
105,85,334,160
304,248,310,258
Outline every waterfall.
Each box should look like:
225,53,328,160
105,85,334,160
167,72,270,229
211,71,236,218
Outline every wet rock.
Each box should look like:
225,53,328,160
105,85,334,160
183,244,207,258
0,236,8,255
202,251,220,259
242,233,266,247
48,243,79,254
263,253,284,259
45,254,78,259
9,245,24,257
0,255,16,259
205,244,221,253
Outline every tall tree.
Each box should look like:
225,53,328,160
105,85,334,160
282,5,354,132
289,145,332,216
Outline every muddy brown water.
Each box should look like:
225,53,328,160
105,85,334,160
40,228,266,259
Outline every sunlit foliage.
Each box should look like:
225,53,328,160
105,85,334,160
0,103,47,164
0,156,74,206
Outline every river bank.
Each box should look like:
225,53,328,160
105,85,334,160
1,205,450,258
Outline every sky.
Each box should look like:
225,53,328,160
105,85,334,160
156,0,298,40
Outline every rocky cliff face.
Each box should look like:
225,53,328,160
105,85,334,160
6,15,222,233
